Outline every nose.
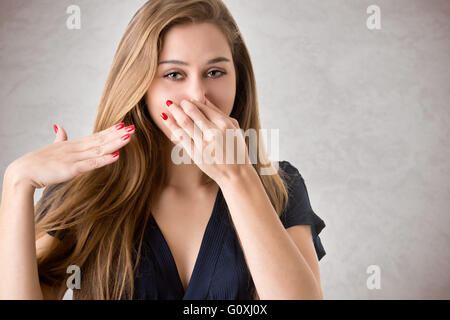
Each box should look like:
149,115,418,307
187,76,207,104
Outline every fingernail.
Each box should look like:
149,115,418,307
121,134,130,141
116,123,125,130
161,112,168,120
112,152,119,158
205,94,209,100
166,100,173,107
53,124,58,134
125,125,135,133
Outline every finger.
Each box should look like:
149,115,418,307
73,150,121,174
70,123,133,152
205,94,239,128
53,125,68,143
179,99,212,132
71,123,135,161
164,101,204,147
188,98,233,129
179,99,220,142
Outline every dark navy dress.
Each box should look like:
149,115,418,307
39,160,326,300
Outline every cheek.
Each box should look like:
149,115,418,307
145,81,181,115
207,77,236,116
144,92,168,131
145,83,168,116
221,79,236,116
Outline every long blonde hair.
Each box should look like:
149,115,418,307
35,0,290,300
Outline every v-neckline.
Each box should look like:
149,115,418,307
149,186,227,299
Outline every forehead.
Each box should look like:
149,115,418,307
159,22,232,61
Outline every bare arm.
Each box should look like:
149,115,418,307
0,166,43,299
219,167,323,300
0,122,134,299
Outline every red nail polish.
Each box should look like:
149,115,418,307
205,94,209,101
125,125,135,133
112,152,119,158
53,125,58,134
166,100,173,107
161,112,168,120
121,134,130,141
115,123,125,130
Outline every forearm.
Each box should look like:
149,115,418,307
218,166,322,300
0,167,43,299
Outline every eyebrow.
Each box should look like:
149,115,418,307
158,57,231,66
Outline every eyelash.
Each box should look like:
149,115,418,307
163,70,226,81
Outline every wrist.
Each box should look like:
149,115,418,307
217,164,259,190
3,163,35,194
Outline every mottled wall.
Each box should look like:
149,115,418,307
0,0,449,299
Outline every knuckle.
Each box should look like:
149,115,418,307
87,158,99,169
180,100,190,109
217,120,228,130
53,140,65,147
64,139,80,152
179,116,191,127
193,119,203,130
93,145,104,156
230,118,239,127
95,132,106,145
183,104,196,114
55,140,70,152
201,139,210,150
71,162,82,175
203,129,215,141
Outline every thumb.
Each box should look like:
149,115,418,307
53,124,68,143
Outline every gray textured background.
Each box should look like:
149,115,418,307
0,0,449,299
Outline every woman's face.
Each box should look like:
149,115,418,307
145,22,236,141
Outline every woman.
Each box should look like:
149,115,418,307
0,0,326,300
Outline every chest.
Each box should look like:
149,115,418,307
150,185,219,292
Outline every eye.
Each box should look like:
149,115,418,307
207,70,226,78
164,72,183,80
163,70,226,81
